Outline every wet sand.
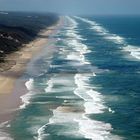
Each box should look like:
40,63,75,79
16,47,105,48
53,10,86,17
0,17,63,123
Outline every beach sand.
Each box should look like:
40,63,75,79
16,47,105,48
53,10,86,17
0,17,63,123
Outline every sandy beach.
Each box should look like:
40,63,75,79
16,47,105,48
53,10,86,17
0,17,62,123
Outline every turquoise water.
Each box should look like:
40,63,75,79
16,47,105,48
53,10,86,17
3,16,140,140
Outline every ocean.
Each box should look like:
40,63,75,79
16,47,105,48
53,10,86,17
1,16,140,140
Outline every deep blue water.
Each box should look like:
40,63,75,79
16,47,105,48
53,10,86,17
2,16,140,140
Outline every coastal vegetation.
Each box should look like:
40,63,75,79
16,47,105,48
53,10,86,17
0,12,58,68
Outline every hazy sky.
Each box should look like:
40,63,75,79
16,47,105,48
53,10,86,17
0,0,140,15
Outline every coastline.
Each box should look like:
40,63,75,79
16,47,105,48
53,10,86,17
0,17,62,123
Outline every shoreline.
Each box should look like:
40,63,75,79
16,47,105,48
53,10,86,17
0,17,63,123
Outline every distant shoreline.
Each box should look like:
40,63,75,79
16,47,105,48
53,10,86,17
0,15,62,123
0,12,59,66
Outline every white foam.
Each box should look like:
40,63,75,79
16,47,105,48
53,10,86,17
37,124,50,140
65,38,91,65
66,29,86,41
51,78,72,86
74,16,125,45
73,72,122,139
87,89,102,102
0,11,8,15
25,78,34,90
0,121,13,140
37,106,82,140
67,39,91,54
75,74,90,88
74,16,140,62
63,17,92,67
20,91,33,109
91,25,108,34
0,131,13,140
65,16,78,29
74,74,106,114
74,16,107,35
108,108,115,113
105,34,125,44
20,78,34,109
50,108,80,124
74,74,105,114
84,101,106,114
0,121,9,129
67,52,89,65
45,79,53,93
123,45,140,60
37,74,77,139
44,75,75,94
74,117,120,140
93,72,96,76
74,16,97,26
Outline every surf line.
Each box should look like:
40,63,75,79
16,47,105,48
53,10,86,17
65,16,119,140
74,16,140,61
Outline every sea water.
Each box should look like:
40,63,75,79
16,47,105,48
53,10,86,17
1,16,140,140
